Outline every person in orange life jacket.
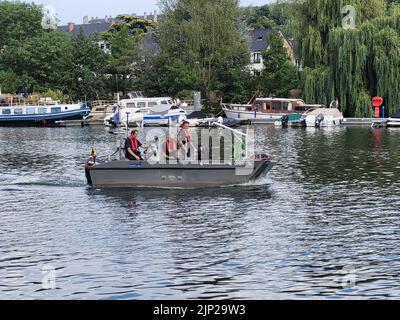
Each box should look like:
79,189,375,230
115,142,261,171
125,130,150,161
178,121,195,158
160,132,178,160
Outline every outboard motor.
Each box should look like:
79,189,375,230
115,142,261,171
281,115,290,128
315,113,324,128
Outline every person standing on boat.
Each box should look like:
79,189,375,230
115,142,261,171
160,131,178,161
125,130,150,161
178,121,195,159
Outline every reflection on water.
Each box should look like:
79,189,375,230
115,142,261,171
1,126,400,300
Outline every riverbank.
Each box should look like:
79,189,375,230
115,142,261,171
55,117,389,127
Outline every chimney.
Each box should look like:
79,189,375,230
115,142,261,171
154,10,158,22
67,22,75,32
83,16,89,24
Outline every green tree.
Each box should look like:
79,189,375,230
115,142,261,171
2,31,72,92
135,54,198,98
61,30,109,101
103,16,157,94
260,32,299,97
158,0,250,101
0,1,43,50
0,69,20,93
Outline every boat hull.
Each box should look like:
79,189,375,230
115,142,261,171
387,118,400,127
305,116,343,127
87,160,273,188
0,109,90,127
224,109,285,120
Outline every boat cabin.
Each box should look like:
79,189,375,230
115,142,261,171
1,104,84,116
249,98,308,114
120,97,174,109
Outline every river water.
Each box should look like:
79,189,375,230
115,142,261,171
0,125,400,300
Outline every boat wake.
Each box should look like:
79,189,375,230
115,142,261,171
0,175,85,188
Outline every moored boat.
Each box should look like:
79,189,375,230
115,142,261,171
0,102,90,126
303,108,344,127
387,111,400,127
222,98,320,120
103,95,176,127
274,113,305,127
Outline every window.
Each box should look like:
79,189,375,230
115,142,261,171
26,108,36,115
252,52,262,64
272,101,282,110
281,102,289,111
161,100,168,104
14,109,23,115
148,102,158,107
137,102,146,108
2,109,11,115
51,107,61,113
38,108,47,114
127,103,136,108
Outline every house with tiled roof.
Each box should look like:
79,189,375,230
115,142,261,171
248,28,298,76
58,13,160,54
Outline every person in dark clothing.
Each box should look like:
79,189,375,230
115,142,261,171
125,130,149,161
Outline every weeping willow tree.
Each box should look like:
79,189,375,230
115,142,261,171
288,0,400,117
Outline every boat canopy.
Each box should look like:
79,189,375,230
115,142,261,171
305,108,343,117
148,104,174,115
278,113,303,121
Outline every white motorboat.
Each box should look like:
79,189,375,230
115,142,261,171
387,111,400,127
104,106,151,127
104,93,175,127
303,108,344,127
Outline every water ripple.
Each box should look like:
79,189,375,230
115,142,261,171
1,126,400,299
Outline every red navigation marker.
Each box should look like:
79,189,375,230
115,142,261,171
372,96,383,107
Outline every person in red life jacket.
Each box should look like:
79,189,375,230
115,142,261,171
160,132,178,161
178,121,196,159
125,130,150,161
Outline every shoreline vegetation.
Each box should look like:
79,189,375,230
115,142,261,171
0,0,400,117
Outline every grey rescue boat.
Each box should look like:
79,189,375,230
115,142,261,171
86,157,272,188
